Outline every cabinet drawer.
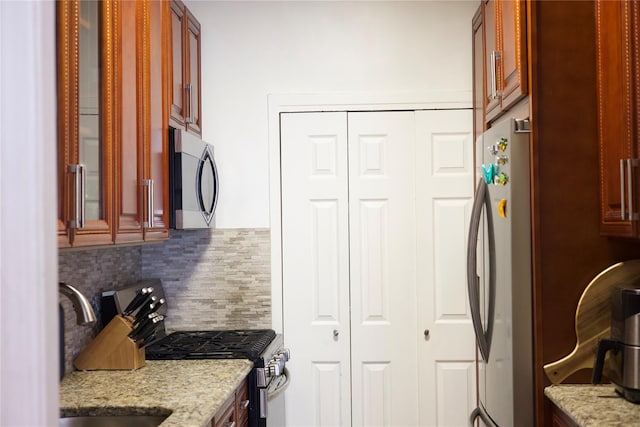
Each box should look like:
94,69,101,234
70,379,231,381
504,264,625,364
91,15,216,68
235,379,249,427
212,394,235,427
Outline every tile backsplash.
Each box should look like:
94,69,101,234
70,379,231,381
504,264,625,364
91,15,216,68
58,228,271,375
59,245,142,374
141,228,272,331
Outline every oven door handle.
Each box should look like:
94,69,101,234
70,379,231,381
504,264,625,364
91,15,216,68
260,367,290,419
268,367,290,401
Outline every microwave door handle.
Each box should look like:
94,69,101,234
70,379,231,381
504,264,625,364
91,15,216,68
467,180,491,362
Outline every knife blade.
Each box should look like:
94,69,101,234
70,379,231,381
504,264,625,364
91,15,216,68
122,287,153,316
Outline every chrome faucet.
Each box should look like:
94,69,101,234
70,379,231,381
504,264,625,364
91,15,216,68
59,281,96,325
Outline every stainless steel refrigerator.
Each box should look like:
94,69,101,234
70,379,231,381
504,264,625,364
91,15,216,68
467,118,534,427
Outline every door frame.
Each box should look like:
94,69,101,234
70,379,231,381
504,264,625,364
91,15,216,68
268,91,471,332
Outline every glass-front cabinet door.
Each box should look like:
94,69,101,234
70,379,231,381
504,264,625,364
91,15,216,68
57,0,115,248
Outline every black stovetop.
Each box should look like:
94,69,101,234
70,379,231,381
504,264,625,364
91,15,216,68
145,329,276,361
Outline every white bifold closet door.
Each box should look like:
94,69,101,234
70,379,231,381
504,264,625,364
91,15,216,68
281,110,475,427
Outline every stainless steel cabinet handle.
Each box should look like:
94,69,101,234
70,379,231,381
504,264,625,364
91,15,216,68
142,179,154,228
621,159,626,220
621,159,638,221
149,179,154,228
628,159,634,222
490,51,502,100
68,164,85,229
185,83,193,124
241,399,250,409
225,422,235,427
490,51,497,100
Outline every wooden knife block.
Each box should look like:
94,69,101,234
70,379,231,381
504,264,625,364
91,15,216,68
74,315,145,371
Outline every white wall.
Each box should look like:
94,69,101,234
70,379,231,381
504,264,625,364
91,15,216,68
0,1,59,426
185,1,478,228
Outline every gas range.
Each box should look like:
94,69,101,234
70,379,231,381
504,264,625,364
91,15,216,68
145,329,279,364
145,329,289,427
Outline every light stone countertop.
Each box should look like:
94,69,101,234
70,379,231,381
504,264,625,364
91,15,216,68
60,359,254,427
545,384,640,426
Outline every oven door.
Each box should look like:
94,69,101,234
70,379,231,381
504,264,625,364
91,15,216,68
259,368,290,426
169,127,219,229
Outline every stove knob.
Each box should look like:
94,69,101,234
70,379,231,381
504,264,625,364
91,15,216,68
269,363,281,377
279,348,291,361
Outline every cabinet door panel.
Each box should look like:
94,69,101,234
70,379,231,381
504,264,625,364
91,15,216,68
596,0,636,237
499,0,527,110
57,1,79,247
484,0,501,122
169,0,186,127
58,0,115,248
114,0,144,244
186,8,202,136
145,0,170,241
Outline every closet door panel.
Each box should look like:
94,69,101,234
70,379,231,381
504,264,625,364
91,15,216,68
281,112,352,427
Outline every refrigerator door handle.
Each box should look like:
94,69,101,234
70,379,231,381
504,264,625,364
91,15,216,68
469,406,499,427
467,179,496,362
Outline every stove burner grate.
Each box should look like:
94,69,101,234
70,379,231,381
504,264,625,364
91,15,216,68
145,329,276,360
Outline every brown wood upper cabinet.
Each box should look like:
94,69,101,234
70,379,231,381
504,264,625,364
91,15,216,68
596,0,640,238
169,0,202,137
57,0,169,248
481,0,528,124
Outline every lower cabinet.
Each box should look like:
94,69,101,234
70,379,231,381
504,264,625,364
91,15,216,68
211,378,249,427
546,398,578,427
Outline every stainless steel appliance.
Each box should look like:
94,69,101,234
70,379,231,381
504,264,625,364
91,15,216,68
592,286,640,403
102,281,290,427
467,118,534,426
168,127,219,229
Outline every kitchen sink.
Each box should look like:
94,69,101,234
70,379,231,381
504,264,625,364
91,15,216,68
59,414,169,427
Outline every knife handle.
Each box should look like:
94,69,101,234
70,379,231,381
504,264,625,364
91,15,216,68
132,296,158,327
122,287,153,316
131,315,163,343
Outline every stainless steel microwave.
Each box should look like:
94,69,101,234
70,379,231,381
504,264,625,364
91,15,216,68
168,127,219,229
